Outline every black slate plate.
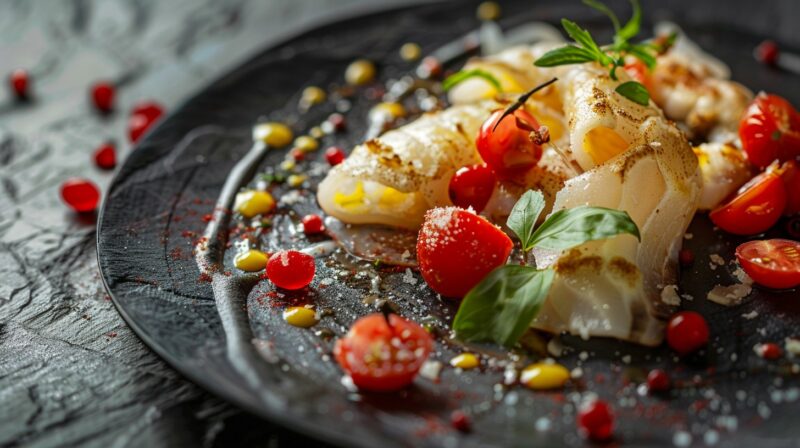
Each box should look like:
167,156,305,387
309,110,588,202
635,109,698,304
97,1,800,447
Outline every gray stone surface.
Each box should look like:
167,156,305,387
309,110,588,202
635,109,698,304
0,1,384,446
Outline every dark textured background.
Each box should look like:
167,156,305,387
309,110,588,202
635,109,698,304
3,1,800,447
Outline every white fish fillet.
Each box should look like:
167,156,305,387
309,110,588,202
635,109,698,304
693,142,752,210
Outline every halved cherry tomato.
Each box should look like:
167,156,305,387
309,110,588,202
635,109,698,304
334,313,433,391
776,160,800,216
739,93,800,168
736,239,800,289
476,108,543,179
709,167,787,235
416,207,512,297
448,163,496,213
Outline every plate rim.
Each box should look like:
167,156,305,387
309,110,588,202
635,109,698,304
96,1,445,447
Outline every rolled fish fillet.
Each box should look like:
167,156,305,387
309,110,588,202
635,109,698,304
531,66,702,345
693,142,752,210
649,23,753,141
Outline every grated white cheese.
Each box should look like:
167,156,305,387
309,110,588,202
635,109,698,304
661,285,681,306
707,283,751,306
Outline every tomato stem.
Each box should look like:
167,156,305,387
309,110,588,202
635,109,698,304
492,77,558,132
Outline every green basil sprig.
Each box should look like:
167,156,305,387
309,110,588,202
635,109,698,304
533,0,668,106
452,190,640,347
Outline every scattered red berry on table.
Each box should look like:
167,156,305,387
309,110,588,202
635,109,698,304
448,163,496,213
60,178,100,213
328,113,346,132
291,148,305,161
266,250,315,290
646,369,671,393
666,311,710,355
325,146,345,166
9,69,29,99
301,214,324,235
450,410,472,433
679,248,694,266
577,399,614,442
128,101,165,143
416,207,512,297
91,82,115,113
93,142,117,170
756,40,779,66
756,342,782,360
334,313,433,391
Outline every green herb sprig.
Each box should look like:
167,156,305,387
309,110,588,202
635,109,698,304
442,69,503,92
452,190,640,347
534,0,670,106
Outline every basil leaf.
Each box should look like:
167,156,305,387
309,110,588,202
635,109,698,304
560,19,603,56
443,69,503,92
582,0,620,32
529,206,640,250
618,0,641,41
453,265,555,347
506,190,545,252
615,80,650,106
628,44,657,69
534,46,598,67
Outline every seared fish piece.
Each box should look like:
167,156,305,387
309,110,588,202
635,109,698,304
531,64,702,345
693,142,752,210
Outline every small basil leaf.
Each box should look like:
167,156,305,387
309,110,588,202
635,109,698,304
453,265,555,347
529,206,640,250
560,19,603,56
534,46,598,67
628,44,657,69
618,0,641,41
506,190,546,252
615,80,650,106
443,69,503,92
582,0,620,32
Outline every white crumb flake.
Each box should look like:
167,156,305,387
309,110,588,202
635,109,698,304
402,268,417,285
661,284,681,306
707,283,752,306
279,190,305,205
732,266,753,285
709,253,725,270
547,337,564,357
741,310,759,320
418,360,442,382
673,430,692,447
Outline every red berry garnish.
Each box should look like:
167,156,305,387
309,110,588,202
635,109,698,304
666,311,710,355
448,163,496,213
91,82,115,113
9,69,29,99
93,142,117,170
646,369,671,393
131,101,164,121
128,114,150,143
756,342,782,360
60,178,100,213
301,214,324,235
756,40,779,66
291,148,306,161
577,399,614,442
679,248,694,266
450,410,471,433
328,113,346,131
325,146,345,166
266,250,315,290
417,56,443,79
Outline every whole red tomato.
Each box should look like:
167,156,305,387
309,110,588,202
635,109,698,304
739,93,800,168
476,108,543,179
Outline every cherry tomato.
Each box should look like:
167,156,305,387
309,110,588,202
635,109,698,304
735,239,800,289
739,93,800,168
709,168,787,235
448,163,496,213
475,108,542,179
646,369,671,393
777,160,800,216
334,313,433,391
577,399,614,441
416,207,512,297
666,311,709,355
266,250,315,290
301,214,324,235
